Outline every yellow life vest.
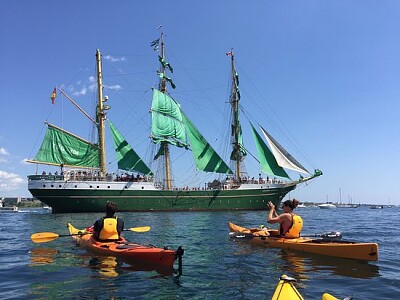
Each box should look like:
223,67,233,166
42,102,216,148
284,214,303,238
99,217,119,241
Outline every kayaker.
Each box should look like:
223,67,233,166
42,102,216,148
93,201,124,242
267,199,303,238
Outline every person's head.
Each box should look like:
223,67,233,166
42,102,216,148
282,199,299,212
105,201,117,216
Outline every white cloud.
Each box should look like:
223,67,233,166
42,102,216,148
66,75,122,96
0,170,24,192
104,55,127,63
73,86,88,96
0,147,9,156
104,84,122,91
0,147,9,163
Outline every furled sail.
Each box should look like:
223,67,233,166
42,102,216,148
29,123,100,168
230,70,247,162
183,112,233,174
230,116,247,162
250,123,289,179
151,89,189,149
259,126,309,175
108,120,153,175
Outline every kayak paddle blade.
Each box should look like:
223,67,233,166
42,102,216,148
126,226,151,233
31,232,60,243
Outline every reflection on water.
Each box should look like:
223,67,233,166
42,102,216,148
277,249,380,280
89,256,120,277
29,247,58,266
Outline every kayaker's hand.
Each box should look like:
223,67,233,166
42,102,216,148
268,201,275,210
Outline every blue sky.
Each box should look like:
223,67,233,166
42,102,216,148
1,1,399,205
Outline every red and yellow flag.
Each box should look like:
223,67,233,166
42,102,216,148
50,88,56,104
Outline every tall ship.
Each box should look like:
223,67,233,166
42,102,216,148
27,33,322,213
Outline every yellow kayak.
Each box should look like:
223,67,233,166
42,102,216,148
272,275,304,300
273,275,340,300
229,222,378,261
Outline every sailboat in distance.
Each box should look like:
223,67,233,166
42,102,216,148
27,33,322,213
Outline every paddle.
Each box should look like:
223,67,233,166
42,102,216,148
31,226,151,244
229,231,342,241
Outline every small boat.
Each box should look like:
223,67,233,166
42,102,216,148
318,203,337,209
0,206,19,213
336,204,358,208
370,205,383,209
67,223,183,269
228,222,378,261
272,275,340,300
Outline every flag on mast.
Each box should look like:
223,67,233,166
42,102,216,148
50,88,57,104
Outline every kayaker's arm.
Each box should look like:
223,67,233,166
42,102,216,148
267,201,281,223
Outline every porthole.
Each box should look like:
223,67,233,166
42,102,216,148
59,185,62,188
43,185,46,188
75,185,77,188
108,186,110,189
97,186,100,188
51,185,54,187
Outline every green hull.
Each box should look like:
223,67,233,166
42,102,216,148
28,176,296,213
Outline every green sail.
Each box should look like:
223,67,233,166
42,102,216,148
108,120,153,175
250,123,289,179
32,123,100,168
183,113,233,174
151,89,188,148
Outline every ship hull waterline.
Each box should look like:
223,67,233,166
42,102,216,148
28,177,296,213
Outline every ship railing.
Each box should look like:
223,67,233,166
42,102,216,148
28,175,65,181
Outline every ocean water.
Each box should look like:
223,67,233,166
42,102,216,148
0,206,398,299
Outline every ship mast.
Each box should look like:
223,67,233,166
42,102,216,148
159,33,172,190
229,51,241,181
96,49,107,175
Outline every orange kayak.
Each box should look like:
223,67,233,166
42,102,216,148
67,223,182,269
229,222,378,261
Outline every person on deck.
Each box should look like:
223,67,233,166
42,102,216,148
267,199,303,238
92,201,124,242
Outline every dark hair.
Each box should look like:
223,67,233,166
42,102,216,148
282,199,299,210
106,201,117,215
